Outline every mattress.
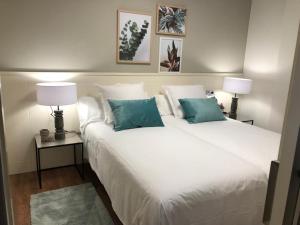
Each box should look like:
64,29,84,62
83,119,270,225
163,117,281,174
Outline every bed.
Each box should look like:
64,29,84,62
82,116,279,225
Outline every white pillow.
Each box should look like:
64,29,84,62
96,83,148,123
77,96,103,133
162,85,206,118
154,94,173,116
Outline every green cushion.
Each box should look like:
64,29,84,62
108,97,164,131
179,97,226,123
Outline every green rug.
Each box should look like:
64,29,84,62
30,183,115,225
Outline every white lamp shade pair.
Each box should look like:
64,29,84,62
223,77,252,95
37,82,77,106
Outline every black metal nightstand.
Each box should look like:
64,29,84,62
237,115,254,125
34,133,84,188
223,112,254,125
240,119,254,125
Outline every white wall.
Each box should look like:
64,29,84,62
0,0,251,73
240,0,300,133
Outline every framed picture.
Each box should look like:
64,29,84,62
156,5,187,36
117,10,152,64
159,37,183,73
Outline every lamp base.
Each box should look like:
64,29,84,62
229,97,238,120
54,110,65,140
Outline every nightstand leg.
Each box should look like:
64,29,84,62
81,143,84,179
74,144,84,179
38,150,42,188
35,142,38,173
35,144,42,189
73,144,77,165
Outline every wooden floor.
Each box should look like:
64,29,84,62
9,165,123,225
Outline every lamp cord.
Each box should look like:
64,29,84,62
50,106,55,118
50,105,61,118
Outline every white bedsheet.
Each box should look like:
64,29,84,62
84,120,269,225
163,117,281,175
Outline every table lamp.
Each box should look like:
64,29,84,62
36,82,77,140
223,77,252,119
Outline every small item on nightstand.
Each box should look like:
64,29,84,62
39,129,54,143
40,129,49,142
206,90,215,98
219,103,225,112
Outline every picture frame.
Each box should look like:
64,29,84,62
158,37,183,73
156,5,187,36
117,10,152,64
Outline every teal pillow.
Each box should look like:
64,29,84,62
179,97,226,123
108,97,164,131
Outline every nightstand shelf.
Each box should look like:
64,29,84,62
34,132,84,188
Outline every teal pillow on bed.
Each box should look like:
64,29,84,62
108,97,164,131
179,97,226,123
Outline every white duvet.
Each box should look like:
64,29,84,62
83,117,278,225
163,117,281,175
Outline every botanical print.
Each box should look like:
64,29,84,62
159,37,183,73
157,5,186,36
117,10,152,64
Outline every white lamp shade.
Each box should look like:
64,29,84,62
223,77,252,95
36,82,77,106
